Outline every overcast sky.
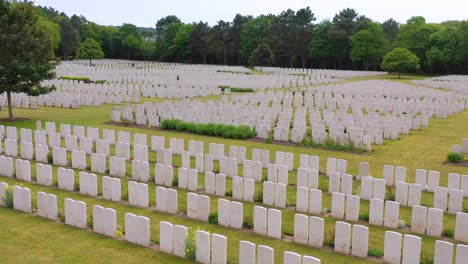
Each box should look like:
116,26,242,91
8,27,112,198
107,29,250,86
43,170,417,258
33,0,468,27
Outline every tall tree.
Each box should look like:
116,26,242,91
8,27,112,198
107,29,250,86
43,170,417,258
0,1,56,120
382,18,400,43
249,43,274,74
76,38,104,66
294,7,316,69
190,22,210,64
56,15,80,60
241,16,273,61
309,20,333,68
170,23,195,62
456,21,468,72
350,22,388,70
394,16,438,69
155,15,182,61
426,28,458,73
381,48,420,78
229,14,251,65
328,8,359,69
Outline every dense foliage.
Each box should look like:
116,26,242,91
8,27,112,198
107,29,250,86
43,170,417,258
0,1,56,120
29,3,468,74
160,119,257,139
76,38,104,65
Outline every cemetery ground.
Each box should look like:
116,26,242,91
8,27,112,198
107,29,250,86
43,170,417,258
0,73,467,263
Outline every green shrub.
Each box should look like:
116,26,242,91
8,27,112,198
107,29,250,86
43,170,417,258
217,85,254,93
359,212,369,221
225,190,232,197
323,229,335,247
243,216,254,229
254,190,263,203
420,253,434,264
208,213,218,225
2,186,14,209
447,152,464,163
367,248,384,257
57,211,65,223
172,176,178,187
385,186,395,201
443,228,454,238
87,214,93,228
185,227,197,261
265,134,273,144
47,153,53,164
95,80,107,84
160,119,257,140
59,75,90,82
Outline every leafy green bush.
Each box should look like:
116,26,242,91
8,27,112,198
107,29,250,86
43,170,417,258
208,213,218,225
47,153,53,164
359,212,369,221
385,186,395,201
254,190,263,203
185,227,197,261
443,228,454,238
216,70,251,75
95,80,107,84
243,216,254,229
447,152,464,163
160,119,257,139
59,76,90,82
2,186,14,208
217,85,254,93
323,229,335,247
368,248,384,257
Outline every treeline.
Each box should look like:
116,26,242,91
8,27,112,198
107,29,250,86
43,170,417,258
35,4,468,74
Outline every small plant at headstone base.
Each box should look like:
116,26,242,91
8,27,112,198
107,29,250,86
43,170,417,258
47,153,53,164
398,220,406,229
121,192,128,201
225,190,232,197
243,216,254,229
442,228,454,238
87,214,93,228
208,213,218,225
172,176,178,187
385,186,395,201
323,229,335,247
359,212,370,221
212,164,220,174
52,179,59,187
254,190,263,203
367,248,384,257
74,182,80,192
463,207,468,213
2,186,14,209
447,152,464,163
265,134,273,144
184,227,198,261
86,165,91,171
420,253,434,264
116,225,124,238
57,211,66,223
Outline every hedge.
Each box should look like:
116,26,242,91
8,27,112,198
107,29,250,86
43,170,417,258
58,76,90,82
160,119,257,139
218,85,254,93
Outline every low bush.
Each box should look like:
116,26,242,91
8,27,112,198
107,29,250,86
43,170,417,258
367,248,384,257
447,152,464,163
208,213,218,225
218,85,254,93
2,186,14,208
323,229,335,247
359,212,369,221
95,80,107,85
243,216,254,229
216,70,251,75
443,228,454,238
59,76,90,82
160,119,257,140
185,227,197,261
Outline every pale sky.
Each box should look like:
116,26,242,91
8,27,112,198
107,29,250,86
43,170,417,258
33,0,468,27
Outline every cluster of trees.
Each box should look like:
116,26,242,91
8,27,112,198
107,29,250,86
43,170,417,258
10,2,468,75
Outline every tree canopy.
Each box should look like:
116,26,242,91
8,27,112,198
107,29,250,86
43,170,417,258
381,48,420,78
0,1,56,120
249,43,274,74
76,38,104,65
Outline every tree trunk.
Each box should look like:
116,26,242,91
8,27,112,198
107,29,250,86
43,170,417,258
260,66,263,75
223,44,227,66
7,91,13,121
302,55,306,70
398,71,401,79
238,51,241,66
89,59,92,66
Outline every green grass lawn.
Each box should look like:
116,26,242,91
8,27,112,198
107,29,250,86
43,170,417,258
0,73,467,263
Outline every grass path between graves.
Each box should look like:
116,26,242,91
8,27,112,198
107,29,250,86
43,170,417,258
1,74,468,263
